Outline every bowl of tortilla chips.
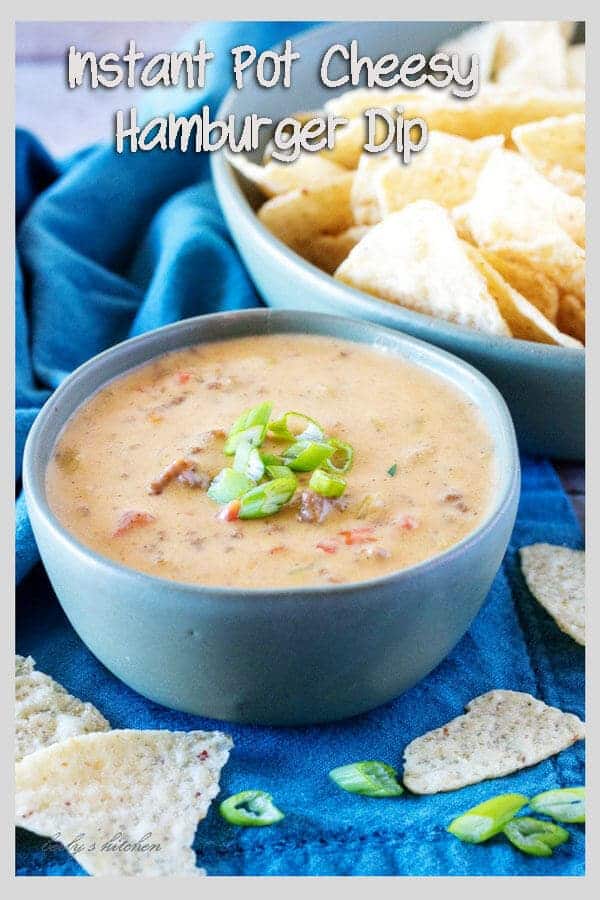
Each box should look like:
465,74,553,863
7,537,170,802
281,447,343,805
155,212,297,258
212,20,585,460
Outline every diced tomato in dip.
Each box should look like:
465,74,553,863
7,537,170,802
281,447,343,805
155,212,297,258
339,527,377,545
46,334,494,588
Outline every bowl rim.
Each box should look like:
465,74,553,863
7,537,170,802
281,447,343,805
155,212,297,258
210,20,584,366
23,308,520,601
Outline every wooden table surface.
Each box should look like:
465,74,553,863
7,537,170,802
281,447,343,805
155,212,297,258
15,22,585,533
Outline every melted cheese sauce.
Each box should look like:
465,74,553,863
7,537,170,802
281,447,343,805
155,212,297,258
46,334,496,588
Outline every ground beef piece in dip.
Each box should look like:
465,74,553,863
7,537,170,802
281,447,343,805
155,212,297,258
297,491,347,524
149,459,203,495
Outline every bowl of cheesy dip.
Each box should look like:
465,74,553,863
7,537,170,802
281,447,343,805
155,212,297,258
23,309,519,725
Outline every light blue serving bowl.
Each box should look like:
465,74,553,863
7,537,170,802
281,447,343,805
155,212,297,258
211,21,584,460
23,309,519,725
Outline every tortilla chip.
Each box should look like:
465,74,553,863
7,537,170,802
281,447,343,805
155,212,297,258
462,149,584,247
437,23,501,82
15,655,110,763
322,116,388,169
258,174,354,256
324,88,429,121
457,149,585,297
15,729,233,876
567,44,585,89
335,200,510,337
228,152,348,198
494,22,570,90
464,244,582,347
478,249,560,322
538,163,585,199
520,544,585,645
512,114,585,175
326,85,584,142
301,226,370,274
377,132,504,217
350,151,396,225
402,690,585,794
557,292,586,343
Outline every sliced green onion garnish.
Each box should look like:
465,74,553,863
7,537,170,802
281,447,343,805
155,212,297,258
387,463,397,477
266,464,295,479
269,411,325,443
309,468,347,498
233,441,265,482
261,452,285,467
224,402,272,455
329,761,404,798
530,787,585,823
207,468,254,505
323,438,354,474
502,817,569,857
238,475,297,519
447,794,529,844
219,790,285,827
283,440,334,472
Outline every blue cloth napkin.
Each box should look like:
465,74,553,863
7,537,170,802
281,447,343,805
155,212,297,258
16,22,584,877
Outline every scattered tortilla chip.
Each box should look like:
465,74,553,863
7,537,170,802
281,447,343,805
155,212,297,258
567,44,585,89
520,544,585,645
15,729,233,877
478,249,560,323
402,690,585,794
15,655,110,763
464,244,582,347
557,292,586,343
494,22,569,90
335,200,510,337
228,152,347,198
377,132,504,217
301,226,370,274
258,174,354,256
512,114,585,175
16,654,34,677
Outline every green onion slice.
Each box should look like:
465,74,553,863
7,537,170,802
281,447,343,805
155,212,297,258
266,464,295,480
219,790,285,827
503,817,569,857
207,468,255,505
261,452,285,467
238,475,297,519
233,442,265,483
329,761,404,798
269,411,325,443
283,440,334,472
224,402,272,455
387,463,398,477
309,468,347,498
323,438,354,474
530,787,585,823
447,793,529,844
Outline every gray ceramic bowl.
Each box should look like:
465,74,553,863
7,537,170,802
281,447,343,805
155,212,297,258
211,21,584,461
23,309,519,726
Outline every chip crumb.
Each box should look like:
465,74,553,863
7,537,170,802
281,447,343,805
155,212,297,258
15,728,233,877
402,690,585,794
15,655,110,763
520,543,585,645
